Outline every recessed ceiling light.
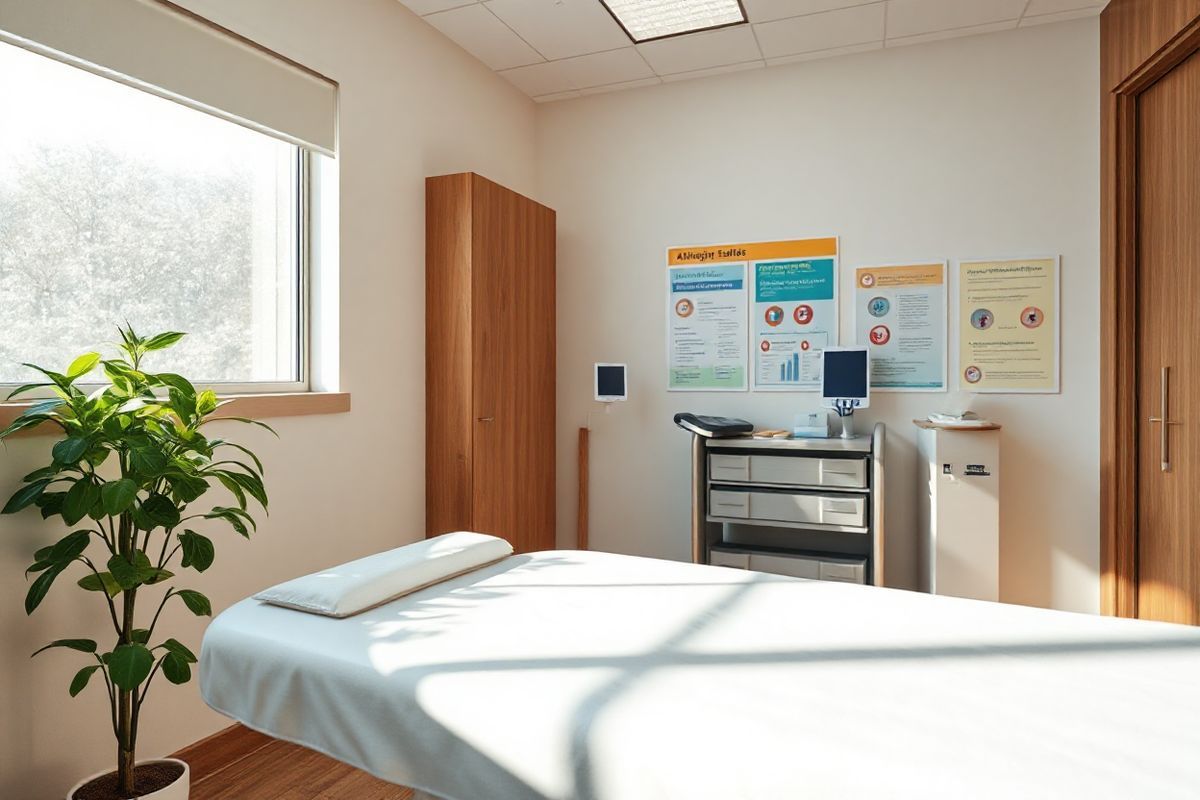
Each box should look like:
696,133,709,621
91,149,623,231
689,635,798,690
599,0,748,44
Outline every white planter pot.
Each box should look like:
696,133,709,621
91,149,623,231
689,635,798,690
67,758,189,800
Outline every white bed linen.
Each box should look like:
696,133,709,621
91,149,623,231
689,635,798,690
201,551,1200,800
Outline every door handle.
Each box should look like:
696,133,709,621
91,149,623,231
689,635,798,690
1148,366,1183,472
476,416,495,423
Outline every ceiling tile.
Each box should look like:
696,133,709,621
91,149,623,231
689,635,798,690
397,0,478,16
886,0,1027,39
743,0,880,24
660,60,766,82
580,77,664,95
753,3,885,59
424,4,544,70
498,60,576,96
558,47,656,89
1024,0,1107,14
485,0,631,60
1020,7,1102,25
886,19,1014,47
533,90,583,103
765,41,881,65
637,26,762,75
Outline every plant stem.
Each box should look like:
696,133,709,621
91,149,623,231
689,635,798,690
117,513,137,796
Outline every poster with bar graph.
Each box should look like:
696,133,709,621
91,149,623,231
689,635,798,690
749,238,840,391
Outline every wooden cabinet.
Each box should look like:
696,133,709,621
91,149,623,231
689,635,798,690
425,173,556,553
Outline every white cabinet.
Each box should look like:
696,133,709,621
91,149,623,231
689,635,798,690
916,422,1001,602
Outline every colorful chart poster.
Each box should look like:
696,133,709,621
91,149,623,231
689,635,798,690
957,256,1060,393
749,239,840,391
854,262,947,391
667,263,748,391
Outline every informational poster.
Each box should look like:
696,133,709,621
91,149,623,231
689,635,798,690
749,238,840,391
667,262,748,391
854,262,947,391
957,256,1060,393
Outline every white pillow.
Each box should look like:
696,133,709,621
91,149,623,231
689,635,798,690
254,531,513,617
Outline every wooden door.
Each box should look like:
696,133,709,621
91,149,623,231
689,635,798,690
470,175,556,552
1135,50,1200,624
1102,0,1200,620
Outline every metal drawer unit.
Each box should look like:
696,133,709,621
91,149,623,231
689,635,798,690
709,453,867,489
689,425,886,587
710,546,867,585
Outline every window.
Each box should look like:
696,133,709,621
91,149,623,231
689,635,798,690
0,40,307,392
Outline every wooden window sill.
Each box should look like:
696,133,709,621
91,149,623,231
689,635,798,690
0,391,351,437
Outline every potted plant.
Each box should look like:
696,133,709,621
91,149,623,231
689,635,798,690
1,327,271,800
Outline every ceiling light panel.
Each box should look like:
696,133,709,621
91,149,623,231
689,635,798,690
600,0,747,43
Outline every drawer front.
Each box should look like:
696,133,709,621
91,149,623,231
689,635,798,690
748,492,866,528
818,458,868,489
710,549,750,569
819,560,866,584
750,553,820,580
709,454,750,482
709,490,750,519
747,455,866,489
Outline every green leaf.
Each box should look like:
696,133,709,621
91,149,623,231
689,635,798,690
176,589,212,617
46,530,91,564
141,493,181,528
69,665,102,697
208,416,277,436
195,389,219,416
77,571,122,597
161,652,191,685
130,448,168,476
214,441,265,475
6,382,52,400
178,530,215,572
20,362,71,390
156,373,196,398
31,638,97,657
26,564,65,614
62,479,100,525
100,479,138,515
0,414,56,440
131,628,150,645
205,506,255,537
107,553,140,591
215,473,247,510
144,332,186,352
108,644,154,691
159,638,197,663
3,479,51,515
52,437,89,465
23,465,61,482
37,491,66,519
66,352,102,379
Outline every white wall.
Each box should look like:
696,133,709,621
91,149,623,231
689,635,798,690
0,1,537,796
539,21,1100,611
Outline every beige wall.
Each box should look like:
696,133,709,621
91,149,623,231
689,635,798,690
539,21,1100,611
0,1,537,796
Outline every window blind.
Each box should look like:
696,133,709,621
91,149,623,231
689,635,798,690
0,0,338,155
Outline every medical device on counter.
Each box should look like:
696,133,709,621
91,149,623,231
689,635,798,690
821,346,870,439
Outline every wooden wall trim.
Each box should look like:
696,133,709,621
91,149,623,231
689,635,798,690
1100,0,1200,617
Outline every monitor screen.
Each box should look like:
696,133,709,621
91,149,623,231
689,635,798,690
822,349,868,399
596,364,626,399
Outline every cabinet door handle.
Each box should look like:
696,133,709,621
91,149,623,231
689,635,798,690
1148,366,1183,472
476,416,495,423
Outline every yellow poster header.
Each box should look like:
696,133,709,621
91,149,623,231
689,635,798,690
856,263,944,288
668,237,838,266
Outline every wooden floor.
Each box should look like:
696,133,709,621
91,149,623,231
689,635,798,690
173,724,413,800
